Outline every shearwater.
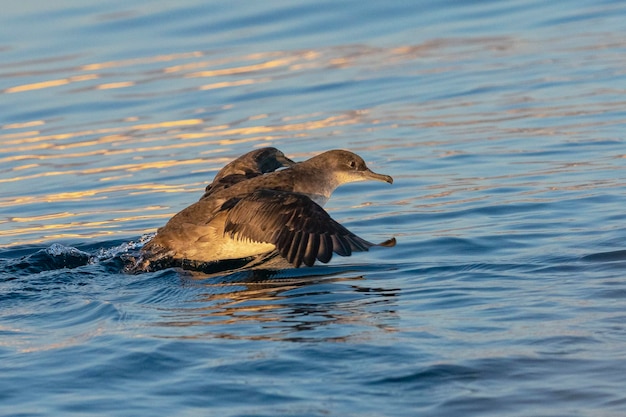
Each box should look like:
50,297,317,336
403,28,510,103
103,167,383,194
131,148,395,272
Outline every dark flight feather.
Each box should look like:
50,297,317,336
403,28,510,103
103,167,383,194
224,189,378,267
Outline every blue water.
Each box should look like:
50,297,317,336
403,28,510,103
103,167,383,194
2,0,626,415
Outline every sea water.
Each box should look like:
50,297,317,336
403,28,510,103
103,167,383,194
1,0,626,415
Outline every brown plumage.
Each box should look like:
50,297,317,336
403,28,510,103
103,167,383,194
132,149,395,273
200,147,295,199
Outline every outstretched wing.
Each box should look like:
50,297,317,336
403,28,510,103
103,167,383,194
201,172,261,200
223,189,382,267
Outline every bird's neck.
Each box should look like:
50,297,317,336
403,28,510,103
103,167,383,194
290,164,340,207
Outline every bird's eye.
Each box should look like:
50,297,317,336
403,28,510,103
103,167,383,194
349,160,356,169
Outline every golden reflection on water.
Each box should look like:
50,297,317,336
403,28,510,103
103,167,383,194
2,36,625,246
0,209,170,243
2,274,398,351
0,112,362,186
0,118,203,147
0,114,369,245
157,274,399,342
3,74,100,94
1,39,511,98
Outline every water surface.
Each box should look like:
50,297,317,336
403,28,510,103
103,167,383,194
2,0,626,416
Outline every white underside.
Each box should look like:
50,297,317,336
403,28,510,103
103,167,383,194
165,212,276,263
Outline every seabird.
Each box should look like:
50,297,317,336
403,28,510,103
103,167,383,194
133,149,395,272
200,147,296,199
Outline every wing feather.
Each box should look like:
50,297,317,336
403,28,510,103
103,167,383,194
303,233,319,267
317,233,333,264
224,189,379,267
331,234,350,257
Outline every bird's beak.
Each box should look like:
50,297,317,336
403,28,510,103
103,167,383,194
278,154,297,167
364,169,393,184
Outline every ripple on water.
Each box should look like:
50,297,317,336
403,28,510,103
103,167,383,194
2,0,626,415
